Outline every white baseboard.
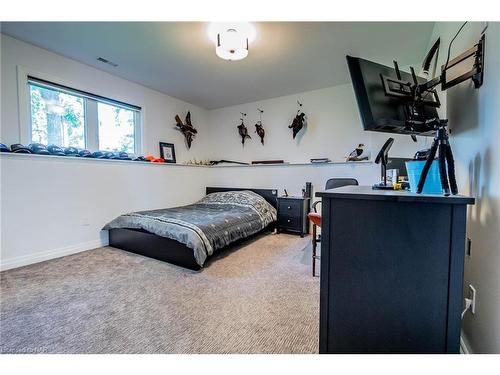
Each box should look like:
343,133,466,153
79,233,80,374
0,238,109,271
460,333,473,354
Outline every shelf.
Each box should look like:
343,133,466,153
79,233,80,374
1,152,373,168
204,160,373,168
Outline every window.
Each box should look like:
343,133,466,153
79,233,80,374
27,77,141,154
29,84,85,148
98,102,136,153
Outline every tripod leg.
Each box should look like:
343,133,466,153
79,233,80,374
417,141,438,194
438,143,450,196
445,143,458,195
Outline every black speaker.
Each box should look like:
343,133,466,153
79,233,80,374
305,182,312,198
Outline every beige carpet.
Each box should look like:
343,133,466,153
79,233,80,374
0,233,319,354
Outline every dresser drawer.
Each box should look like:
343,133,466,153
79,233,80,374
278,215,302,230
278,200,303,215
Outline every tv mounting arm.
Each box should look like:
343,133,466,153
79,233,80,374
417,33,484,94
440,33,485,90
377,34,485,196
382,34,485,109
380,34,485,140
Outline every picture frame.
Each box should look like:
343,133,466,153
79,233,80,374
159,142,176,163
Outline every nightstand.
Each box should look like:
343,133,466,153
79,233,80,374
276,196,310,237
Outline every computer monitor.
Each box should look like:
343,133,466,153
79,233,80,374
387,157,411,178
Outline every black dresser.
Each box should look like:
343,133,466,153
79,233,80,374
316,186,475,353
276,196,310,237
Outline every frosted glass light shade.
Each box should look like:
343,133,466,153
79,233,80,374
216,29,248,61
208,23,255,61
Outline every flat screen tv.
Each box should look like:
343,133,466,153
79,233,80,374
346,55,439,136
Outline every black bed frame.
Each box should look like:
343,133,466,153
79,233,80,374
108,187,278,271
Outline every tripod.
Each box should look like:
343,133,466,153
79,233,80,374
416,120,458,196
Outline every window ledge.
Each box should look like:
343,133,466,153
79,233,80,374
0,152,209,167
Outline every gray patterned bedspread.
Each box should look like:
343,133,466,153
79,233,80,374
103,190,277,266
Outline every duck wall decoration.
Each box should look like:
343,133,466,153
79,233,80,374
289,100,307,139
237,112,251,146
255,108,265,145
175,111,197,149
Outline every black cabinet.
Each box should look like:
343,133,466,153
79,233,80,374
316,186,474,354
277,196,310,237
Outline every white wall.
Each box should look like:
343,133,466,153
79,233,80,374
206,84,429,164
0,154,211,270
204,82,431,201
426,22,500,354
0,34,209,161
0,34,213,269
206,163,379,199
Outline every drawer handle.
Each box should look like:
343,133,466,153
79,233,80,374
287,206,291,209
287,219,291,223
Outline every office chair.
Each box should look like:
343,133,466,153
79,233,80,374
308,178,359,276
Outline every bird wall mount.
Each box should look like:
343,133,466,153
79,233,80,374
289,100,306,139
174,111,197,149
255,108,265,145
237,112,251,146
346,143,370,161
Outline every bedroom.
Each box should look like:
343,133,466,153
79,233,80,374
1,0,499,372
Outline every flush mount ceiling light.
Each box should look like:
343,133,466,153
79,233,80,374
207,23,256,61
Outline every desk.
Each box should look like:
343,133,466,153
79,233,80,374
316,186,475,353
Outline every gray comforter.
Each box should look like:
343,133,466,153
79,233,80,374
103,190,277,266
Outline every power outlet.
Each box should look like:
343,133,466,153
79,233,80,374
468,285,476,314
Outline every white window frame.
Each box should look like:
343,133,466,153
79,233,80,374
17,66,143,156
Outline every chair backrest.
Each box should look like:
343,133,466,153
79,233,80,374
325,178,359,190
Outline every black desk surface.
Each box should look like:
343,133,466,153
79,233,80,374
316,185,475,205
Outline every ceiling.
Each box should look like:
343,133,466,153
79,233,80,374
1,22,435,109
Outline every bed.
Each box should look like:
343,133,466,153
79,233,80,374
104,187,278,270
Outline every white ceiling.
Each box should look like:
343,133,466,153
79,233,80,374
1,22,434,109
